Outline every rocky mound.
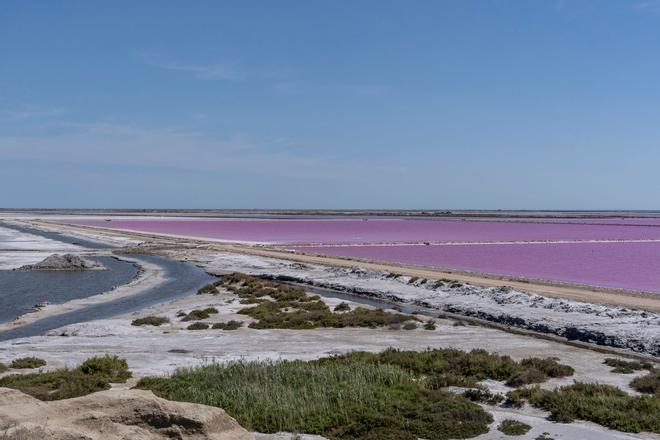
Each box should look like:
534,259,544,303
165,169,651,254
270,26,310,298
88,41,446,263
16,253,105,271
0,387,253,440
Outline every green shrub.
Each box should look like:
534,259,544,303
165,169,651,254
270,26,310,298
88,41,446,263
505,383,660,433
462,388,504,405
212,320,243,330
10,357,46,369
604,358,654,374
498,419,531,436
520,357,575,378
334,302,351,312
197,281,221,295
78,355,131,383
0,356,131,401
408,276,419,284
131,316,170,326
187,322,210,330
630,370,660,395
423,320,437,330
403,322,418,330
136,357,492,439
182,308,218,321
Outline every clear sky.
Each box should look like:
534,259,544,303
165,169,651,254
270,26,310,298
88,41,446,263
1,1,659,209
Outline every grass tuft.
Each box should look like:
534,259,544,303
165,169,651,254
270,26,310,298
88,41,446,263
630,370,660,396
131,316,170,326
0,355,131,401
136,356,493,439
604,358,655,374
505,383,660,433
212,320,243,330
497,419,531,436
10,357,46,369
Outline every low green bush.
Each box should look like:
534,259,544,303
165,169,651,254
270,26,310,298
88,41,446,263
10,357,46,369
505,383,660,433
403,322,417,330
136,356,493,439
131,316,170,326
497,419,531,436
462,388,504,405
423,320,437,330
187,322,210,330
197,280,222,295
181,308,219,321
0,356,131,401
604,358,654,374
78,355,132,383
334,302,351,312
630,370,660,395
212,320,243,330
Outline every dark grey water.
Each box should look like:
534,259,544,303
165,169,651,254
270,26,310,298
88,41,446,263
0,223,215,341
0,256,140,323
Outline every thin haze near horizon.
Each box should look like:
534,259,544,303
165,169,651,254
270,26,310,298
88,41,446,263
1,1,660,210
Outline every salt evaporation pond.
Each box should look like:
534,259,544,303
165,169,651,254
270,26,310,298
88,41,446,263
292,242,660,294
66,218,660,244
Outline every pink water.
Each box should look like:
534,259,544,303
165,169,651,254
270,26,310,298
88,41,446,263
292,242,660,293
66,218,660,244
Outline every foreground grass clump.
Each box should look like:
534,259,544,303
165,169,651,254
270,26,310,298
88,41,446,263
604,358,655,374
218,272,417,329
212,320,243,330
630,370,660,395
136,356,492,439
131,316,170,326
0,355,131,401
10,357,46,369
497,419,531,436
323,348,574,389
506,383,660,433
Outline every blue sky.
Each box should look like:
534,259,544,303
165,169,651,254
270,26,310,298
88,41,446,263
1,1,660,209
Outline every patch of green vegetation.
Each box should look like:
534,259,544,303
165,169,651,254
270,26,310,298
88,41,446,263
317,348,573,390
604,358,655,374
505,383,660,433
462,388,504,405
423,320,437,330
212,320,243,330
197,280,222,295
131,316,170,326
403,322,417,330
181,308,219,321
0,355,131,401
136,356,493,439
333,302,351,312
497,419,531,436
0,363,7,373
78,355,132,383
187,322,210,330
630,370,660,395
218,272,417,330
408,276,420,284
10,357,46,369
